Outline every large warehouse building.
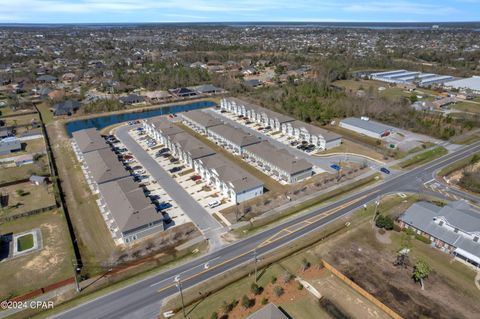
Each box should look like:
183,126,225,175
340,117,395,139
371,70,454,86
444,76,480,94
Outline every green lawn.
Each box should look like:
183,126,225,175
0,155,50,184
437,152,480,176
396,146,448,169
17,234,34,251
454,101,480,114
36,103,54,124
0,182,56,219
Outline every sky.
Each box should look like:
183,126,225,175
0,0,480,24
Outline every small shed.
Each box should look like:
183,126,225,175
29,175,47,185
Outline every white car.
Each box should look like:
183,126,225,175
208,200,221,208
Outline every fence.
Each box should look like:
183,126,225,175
0,204,57,223
8,277,75,302
322,260,403,319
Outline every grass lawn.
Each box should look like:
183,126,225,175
177,122,287,193
47,122,116,274
17,234,34,251
451,133,480,145
438,152,480,176
0,182,56,219
327,125,384,149
4,113,40,126
453,101,480,113
0,210,74,300
0,155,50,184
36,103,54,124
319,139,386,161
396,146,448,169
0,106,36,118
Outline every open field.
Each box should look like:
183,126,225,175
4,113,40,126
451,132,480,145
0,210,74,300
333,79,413,99
327,125,384,149
0,182,56,219
47,121,116,273
36,103,54,124
438,152,480,176
0,155,50,184
176,122,287,193
319,139,386,161
396,146,448,169
0,107,37,118
453,101,480,114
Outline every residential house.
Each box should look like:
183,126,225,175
15,154,33,166
398,201,480,268
53,100,81,116
169,87,197,98
0,136,22,155
119,94,145,105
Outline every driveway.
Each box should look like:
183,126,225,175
115,125,225,250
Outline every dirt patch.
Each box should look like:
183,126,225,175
324,239,480,319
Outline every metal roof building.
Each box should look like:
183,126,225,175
444,76,480,94
339,117,395,139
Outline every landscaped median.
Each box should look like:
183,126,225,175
232,173,382,237
395,146,448,169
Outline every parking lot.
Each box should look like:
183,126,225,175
216,110,319,153
108,128,190,228
128,126,234,223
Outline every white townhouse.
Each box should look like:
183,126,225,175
194,153,264,203
281,120,342,150
143,117,184,145
243,141,313,183
181,109,223,135
208,124,261,155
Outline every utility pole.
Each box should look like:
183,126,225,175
372,195,381,222
72,259,81,293
253,249,258,284
175,275,186,318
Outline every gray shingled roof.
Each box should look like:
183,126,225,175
209,124,262,148
196,153,263,193
72,128,109,154
400,201,480,260
341,117,394,135
99,177,162,234
147,117,184,137
182,110,223,129
83,148,129,184
228,97,295,124
246,304,288,319
244,141,312,175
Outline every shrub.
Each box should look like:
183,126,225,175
375,215,394,230
273,286,284,297
298,282,304,290
283,271,294,283
250,283,262,295
301,258,311,271
403,228,416,236
261,297,268,305
210,312,218,319
241,295,253,309
271,276,277,284
415,234,432,244
221,300,233,314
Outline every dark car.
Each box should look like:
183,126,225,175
162,153,171,158
156,202,172,210
169,166,183,173
169,157,179,163
380,167,391,174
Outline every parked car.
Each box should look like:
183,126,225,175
169,166,184,173
380,167,391,174
191,175,202,181
168,114,174,118
208,200,221,208
149,194,160,201
245,121,253,125
290,141,299,146
162,153,171,158
156,202,172,210
169,157,179,163
158,148,170,154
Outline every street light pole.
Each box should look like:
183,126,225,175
175,276,186,318
372,195,381,222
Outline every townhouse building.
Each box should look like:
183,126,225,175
181,109,223,134
281,120,342,150
243,141,313,183
208,124,261,155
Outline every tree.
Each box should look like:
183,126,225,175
241,295,252,309
250,283,262,295
375,215,394,230
413,259,431,290
273,286,284,297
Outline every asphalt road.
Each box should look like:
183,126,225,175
52,140,480,319
116,125,225,249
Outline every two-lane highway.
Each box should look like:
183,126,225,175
52,141,480,319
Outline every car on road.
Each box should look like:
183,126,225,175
156,202,172,210
380,167,391,174
191,175,202,181
330,164,341,171
208,200,221,208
